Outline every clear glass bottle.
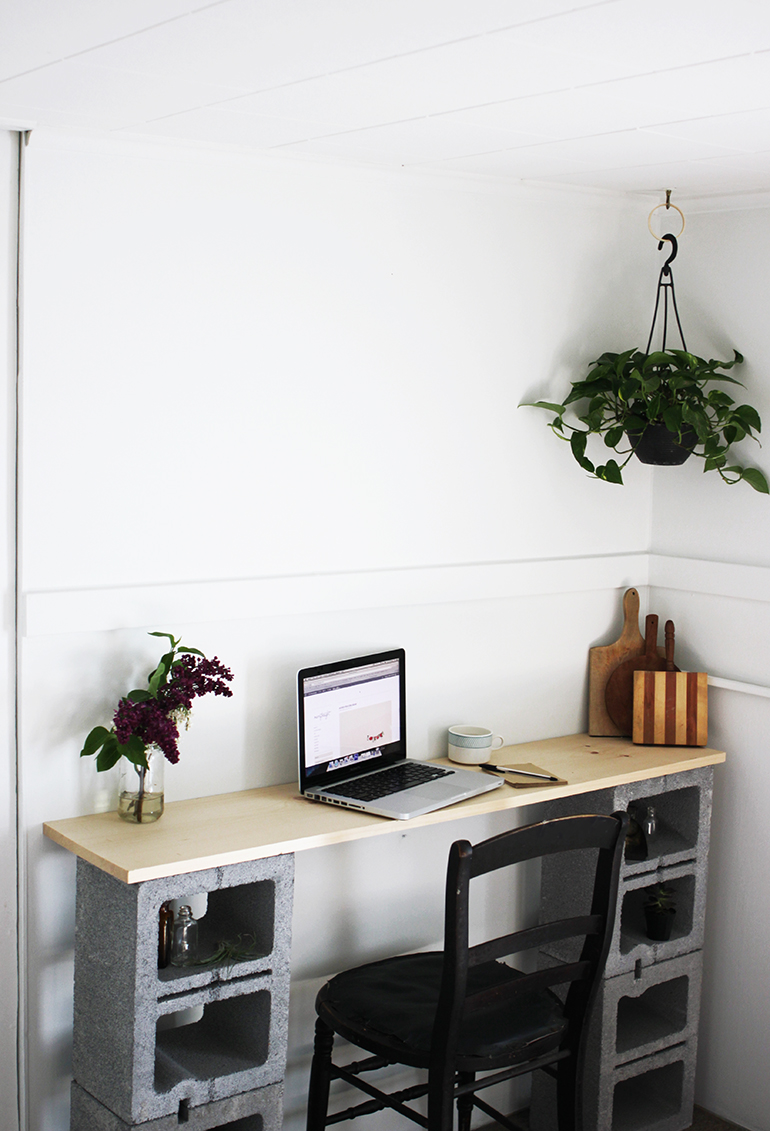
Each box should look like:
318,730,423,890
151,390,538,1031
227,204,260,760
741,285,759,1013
118,745,165,823
642,805,658,851
170,906,199,967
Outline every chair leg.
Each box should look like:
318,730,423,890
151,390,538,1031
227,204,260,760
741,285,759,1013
555,1057,578,1131
307,1017,335,1131
427,1062,456,1131
456,1072,475,1131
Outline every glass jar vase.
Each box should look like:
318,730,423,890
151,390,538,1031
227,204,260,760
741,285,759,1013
118,745,165,823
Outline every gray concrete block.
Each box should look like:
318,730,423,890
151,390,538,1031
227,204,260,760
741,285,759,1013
532,1036,698,1131
538,769,713,978
606,857,707,979
610,1039,697,1131
615,767,713,879
581,952,703,1131
532,767,712,1131
72,853,294,1125
71,1080,283,1131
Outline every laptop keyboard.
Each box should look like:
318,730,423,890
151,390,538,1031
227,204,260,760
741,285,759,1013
324,762,453,802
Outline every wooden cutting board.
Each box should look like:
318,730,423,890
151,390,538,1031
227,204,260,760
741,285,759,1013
605,614,669,736
588,588,646,736
633,670,708,745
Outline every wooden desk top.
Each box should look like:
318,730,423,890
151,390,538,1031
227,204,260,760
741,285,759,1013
43,734,725,884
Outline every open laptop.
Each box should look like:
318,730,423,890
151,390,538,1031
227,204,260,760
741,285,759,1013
297,648,502,820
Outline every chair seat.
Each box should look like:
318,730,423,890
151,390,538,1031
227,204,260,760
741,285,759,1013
317,952,567,1062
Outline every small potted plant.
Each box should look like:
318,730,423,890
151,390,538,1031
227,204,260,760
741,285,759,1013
643,882,676,941
81,632,233,823
523,347,768,493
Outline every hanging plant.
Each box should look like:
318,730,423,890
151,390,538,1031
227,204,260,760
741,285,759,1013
522,205,768,494
525,346,767,492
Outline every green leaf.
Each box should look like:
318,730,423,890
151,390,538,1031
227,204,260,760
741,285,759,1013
604,427,624,448
121,734,150,769
81,725,111,758
96,737,122,772
148,653,173,695
662,406,683,432
148,631,179,646
176,647,205,657
127,688,152,702
734,404,762,433
644,351,671,369
742,467,770,494
704,455,727,471
597,459,624,484
570,430,594,473
522,400,567,415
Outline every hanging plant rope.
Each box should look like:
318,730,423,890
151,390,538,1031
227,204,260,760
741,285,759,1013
521,193,768,493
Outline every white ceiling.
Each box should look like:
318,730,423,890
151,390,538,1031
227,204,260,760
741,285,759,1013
3,0,770,202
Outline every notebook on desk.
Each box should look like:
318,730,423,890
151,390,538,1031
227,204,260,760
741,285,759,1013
297,648,502,820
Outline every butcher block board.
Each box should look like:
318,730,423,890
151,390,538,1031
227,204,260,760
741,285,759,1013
589,588,645,736
632,670,708,746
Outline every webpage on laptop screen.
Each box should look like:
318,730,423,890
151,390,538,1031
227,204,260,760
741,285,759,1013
303,658,401,778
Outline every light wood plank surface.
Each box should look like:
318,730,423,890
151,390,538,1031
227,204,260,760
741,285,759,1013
43,734,725,884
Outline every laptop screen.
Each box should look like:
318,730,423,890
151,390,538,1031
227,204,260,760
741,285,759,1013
297,649,406,794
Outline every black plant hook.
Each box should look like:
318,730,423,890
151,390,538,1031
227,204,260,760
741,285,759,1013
645,231,687,354
658,233,678,274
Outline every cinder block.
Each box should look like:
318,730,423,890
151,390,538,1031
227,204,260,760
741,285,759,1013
538,769,713,978
70,1080,283,1131
532,1037,697,1131
606,859,707,978
610,1039,697,1131
72,853,294,1125
532,767,713,1131
581,952,702,1131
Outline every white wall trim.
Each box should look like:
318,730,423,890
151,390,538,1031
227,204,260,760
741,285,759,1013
649,553,770,604
709,676,770,699
22,553,650,637
24,551,770,638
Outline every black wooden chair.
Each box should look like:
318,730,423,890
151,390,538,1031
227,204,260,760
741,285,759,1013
306,811,627,1131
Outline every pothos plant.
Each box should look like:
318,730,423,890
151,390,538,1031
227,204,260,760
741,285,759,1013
644,882,676,915
524,347,768,493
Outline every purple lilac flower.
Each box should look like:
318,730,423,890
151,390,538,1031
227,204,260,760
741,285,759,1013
113,653,234,765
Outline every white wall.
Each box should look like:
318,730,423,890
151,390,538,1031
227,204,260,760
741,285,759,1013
0,131,19,1131
649,206,770,1131
15,129,661,1130
9,126,770,1131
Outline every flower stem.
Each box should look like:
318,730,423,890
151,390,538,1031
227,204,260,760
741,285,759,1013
136,764,146,823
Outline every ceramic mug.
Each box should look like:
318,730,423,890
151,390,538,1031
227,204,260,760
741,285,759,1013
447,725,505,765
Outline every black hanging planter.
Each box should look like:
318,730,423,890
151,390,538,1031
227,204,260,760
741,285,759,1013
522,195,769,492
627,423,697,466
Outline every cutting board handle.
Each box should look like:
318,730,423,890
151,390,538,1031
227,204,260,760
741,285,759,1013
665,620,676,671
618,588,641,644
644,614,659,660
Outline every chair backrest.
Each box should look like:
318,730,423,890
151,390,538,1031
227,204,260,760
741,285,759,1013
431,812,628,1070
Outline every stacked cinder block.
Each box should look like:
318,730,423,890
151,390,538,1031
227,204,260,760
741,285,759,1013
70,1081,283,1131
531,766,713,1131
71,853,294,1130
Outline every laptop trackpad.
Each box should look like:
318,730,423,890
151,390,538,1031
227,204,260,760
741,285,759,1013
411,775,476,799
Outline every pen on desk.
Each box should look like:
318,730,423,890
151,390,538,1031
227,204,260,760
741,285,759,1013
482,764,559,782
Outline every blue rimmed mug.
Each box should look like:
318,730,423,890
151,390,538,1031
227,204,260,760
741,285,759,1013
447,725,505,765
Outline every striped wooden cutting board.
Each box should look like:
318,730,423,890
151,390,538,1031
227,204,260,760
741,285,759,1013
632,670,708,746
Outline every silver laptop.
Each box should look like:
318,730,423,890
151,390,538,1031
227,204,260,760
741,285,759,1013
297,648,502,820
